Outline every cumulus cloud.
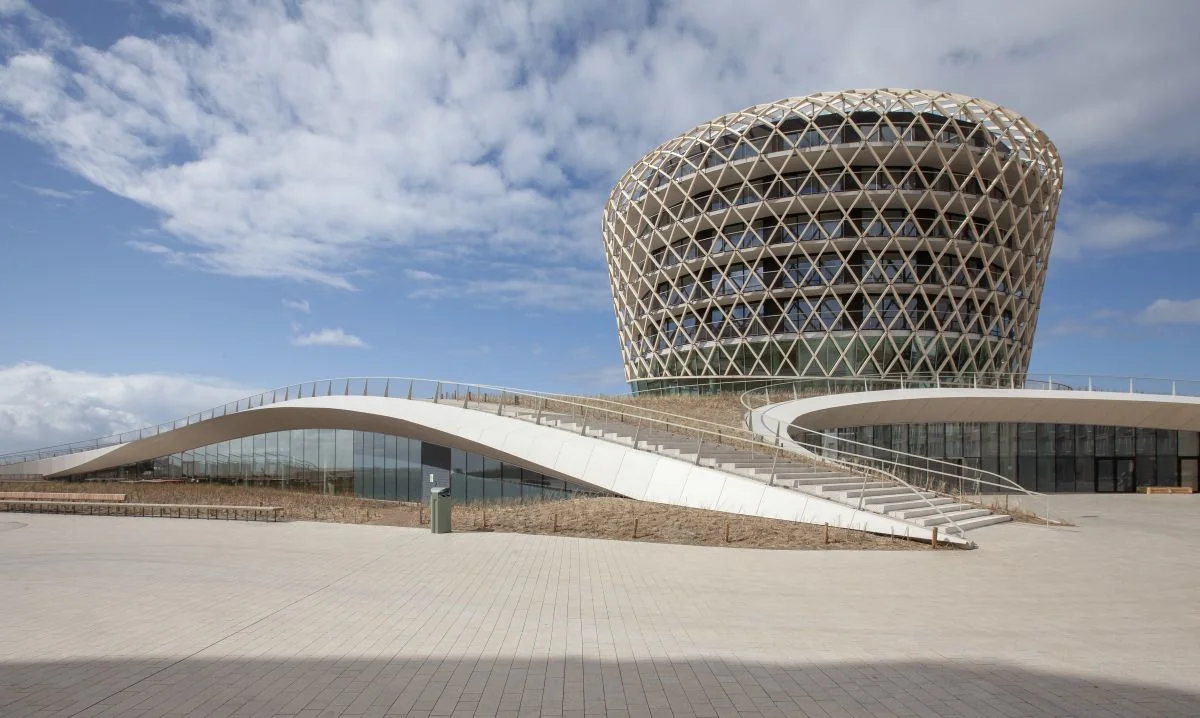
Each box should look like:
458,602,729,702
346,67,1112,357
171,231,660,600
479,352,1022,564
0,0,1197,294
1052,202,1192,259
282,298,311,313
1138,298,1200,325
0,362,257,454
291,327,369,348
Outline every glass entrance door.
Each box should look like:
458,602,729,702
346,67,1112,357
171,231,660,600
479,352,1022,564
1096,458,1136,493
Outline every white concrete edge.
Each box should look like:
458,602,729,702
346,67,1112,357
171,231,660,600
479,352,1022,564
0,396,957,544
752,388,1200,435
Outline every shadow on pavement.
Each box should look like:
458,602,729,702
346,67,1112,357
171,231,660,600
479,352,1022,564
1,655,1197,717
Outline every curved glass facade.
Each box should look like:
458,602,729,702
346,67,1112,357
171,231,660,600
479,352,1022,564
603,89,1063,393
57,428,608,503
804,423,1200,493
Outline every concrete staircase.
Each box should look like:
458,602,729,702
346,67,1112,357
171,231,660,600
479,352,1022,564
487,402,1010,535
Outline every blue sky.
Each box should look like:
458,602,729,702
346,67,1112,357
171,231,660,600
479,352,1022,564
1,0,1199,450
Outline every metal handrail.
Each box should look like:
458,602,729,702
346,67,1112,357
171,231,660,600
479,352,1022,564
7,369,1200,464
738,379,1052,523
738,379,1037,493
629,371,1200,397
0,375,972,541
460,390,970,541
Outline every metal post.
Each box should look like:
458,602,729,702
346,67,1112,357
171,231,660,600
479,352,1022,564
497,391,505,416
384,380,390,398
1088,376,1092,392
433,381,441,403
768,447,779,486
1129,377,1134,393
1173,381,1177,396
407,380,413,400
1048,375,1052,390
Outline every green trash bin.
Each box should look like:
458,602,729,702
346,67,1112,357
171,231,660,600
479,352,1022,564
430,487,451,534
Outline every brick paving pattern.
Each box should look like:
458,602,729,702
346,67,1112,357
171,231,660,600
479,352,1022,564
1,495,1198,717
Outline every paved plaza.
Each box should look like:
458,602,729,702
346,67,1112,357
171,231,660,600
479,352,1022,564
1,496,1198,718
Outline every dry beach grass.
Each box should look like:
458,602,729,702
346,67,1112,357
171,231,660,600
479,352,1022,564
1,481,936,550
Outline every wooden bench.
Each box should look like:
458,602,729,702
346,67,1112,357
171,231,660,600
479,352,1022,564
0,491,126,502
0,500,283,521
1138,486,1195,495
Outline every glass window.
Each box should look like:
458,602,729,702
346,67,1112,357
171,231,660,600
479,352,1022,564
466,452,484,502
502,463,522,500
368,432,384,498
421,442,451,500
927,423,945,458
1115,427,1136,456
1181,459,1199,491
1055,457,1075,492
1017,423,1037,456
944,423,963,458
451,448,468,503
1180,431,1200,456
483,458,503,502
405,438,423,501
1075,455,1095,493
962,423,981,458
354,431,368,497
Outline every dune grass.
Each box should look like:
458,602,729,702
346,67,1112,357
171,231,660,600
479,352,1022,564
1,481,939,550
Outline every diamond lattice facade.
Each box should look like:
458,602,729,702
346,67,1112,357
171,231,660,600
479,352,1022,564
603,89,1064,393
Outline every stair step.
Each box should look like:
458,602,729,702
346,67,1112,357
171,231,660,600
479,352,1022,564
862,491,937,505
944,514,1013,532
744,470,840,480
872,497,957,513
916,508,993,527
779,475,866,486
838,485,910,498
892,503,976,520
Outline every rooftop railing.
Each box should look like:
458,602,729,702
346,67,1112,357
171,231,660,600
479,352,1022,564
4,371,1198,467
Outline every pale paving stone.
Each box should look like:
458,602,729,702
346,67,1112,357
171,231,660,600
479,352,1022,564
0,494,1198,717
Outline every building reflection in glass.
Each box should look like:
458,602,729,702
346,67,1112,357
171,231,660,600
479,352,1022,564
803,423,1200,493
60,428,608,503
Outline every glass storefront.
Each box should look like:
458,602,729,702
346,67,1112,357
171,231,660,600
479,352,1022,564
59,428,607,503
806,423,1200,493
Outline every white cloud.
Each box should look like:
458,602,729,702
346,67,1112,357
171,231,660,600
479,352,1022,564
282,298,311,313
291,327,369,348
0,362,256,454
0,0,1197,292
1052,203,1189,259
1138,298,1200,325
403,269,441,282
14,182,90,200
